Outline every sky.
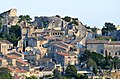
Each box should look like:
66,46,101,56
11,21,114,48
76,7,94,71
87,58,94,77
0,0,120,28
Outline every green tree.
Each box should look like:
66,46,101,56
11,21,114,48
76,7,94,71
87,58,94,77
53,68,61,78
102,22,116,35
0,25,21,46
0,67,13,79
86,58,97,69
55,15,61,18
65,65,77,78
71,19,79,25
8,25,21,46
19,15,32,23
62,16,71,22
112,56,120,69
93,67,98,75
26,76,38,79
0,22,2,29
77,74,88,79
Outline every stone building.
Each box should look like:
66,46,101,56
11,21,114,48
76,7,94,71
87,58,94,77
87,40,120,58
0,40,13,55
54,51,78,67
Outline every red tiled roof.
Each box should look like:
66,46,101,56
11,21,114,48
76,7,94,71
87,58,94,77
54,44,68,50
5,55,20,59
0,57,5,60
60,41,73,47
16,59,29,65
14,68,27,73
8,66,27,73
87,40,108,44
57,51,69,56
44,36,56,40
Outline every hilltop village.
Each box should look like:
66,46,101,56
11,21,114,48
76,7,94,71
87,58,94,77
0,9,120,79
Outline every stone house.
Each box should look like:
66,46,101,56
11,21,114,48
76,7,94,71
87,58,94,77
0,57,8,67
54,51,78,67
23,49,41,66
87,40,120,58
27,37,48,58
5,54,22,66
0,40,13,55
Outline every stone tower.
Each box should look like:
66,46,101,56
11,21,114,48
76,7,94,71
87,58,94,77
9,8,17,17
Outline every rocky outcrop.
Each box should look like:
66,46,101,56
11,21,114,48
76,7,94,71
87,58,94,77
32,16,87,37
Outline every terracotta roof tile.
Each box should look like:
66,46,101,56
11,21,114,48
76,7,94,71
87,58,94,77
16,59,29,65
57,51,69,56
0,57,5,60
54,44,68,50
5,55,20,59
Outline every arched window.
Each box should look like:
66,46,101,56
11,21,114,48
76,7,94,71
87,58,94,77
109,52,111,56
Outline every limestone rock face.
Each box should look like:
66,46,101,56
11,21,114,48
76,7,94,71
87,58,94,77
0,8,17,18
33,16,66,29
32,16,87,38
0,8,18,26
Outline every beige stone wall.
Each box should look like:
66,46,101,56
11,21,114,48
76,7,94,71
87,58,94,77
22,28,28,39
64,55,78,65
87,43,105,54
37,40,48,47
1,59,8,67
38,47,48,58
0,43,13,54
12,59,17,66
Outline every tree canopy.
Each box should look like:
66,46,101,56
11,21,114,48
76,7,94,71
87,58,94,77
62,16,71,22
19,15,32,23
0,67,13,79
0,25,21,46
26,76,38,79
79,50,120,70
102,22,116,35
65,64,77,78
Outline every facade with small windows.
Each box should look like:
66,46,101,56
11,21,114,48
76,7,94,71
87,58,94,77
55,51,78,67
0,40,13,55
105,42,120,58
87,40,108,55
87,40,120,58
0,57,8,67
49,29,65,37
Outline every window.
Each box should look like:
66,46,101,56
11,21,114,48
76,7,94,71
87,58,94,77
109,52,111,56
60,33,63,35
101,49,104,54
119,52,120,55
68,61,70,64
55,33,57,35
115,52,117,55
74,60,76,65
9,45,11,48
105,50,107,53
74,56,76,58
